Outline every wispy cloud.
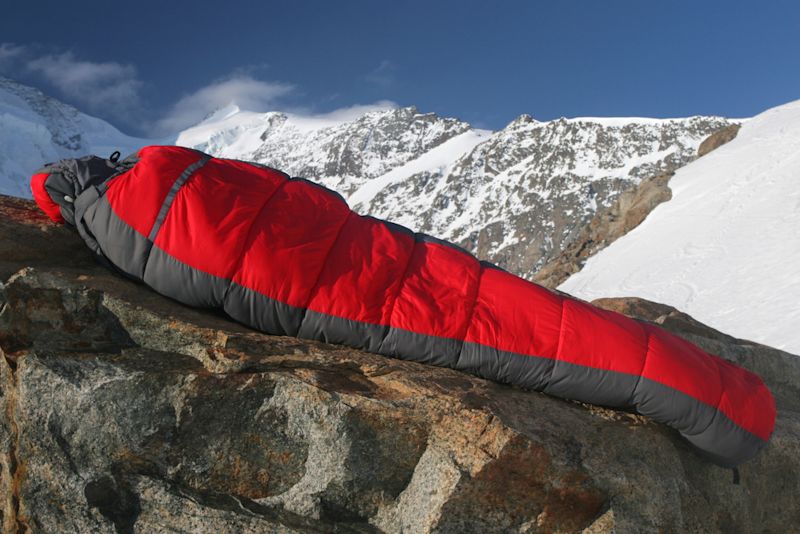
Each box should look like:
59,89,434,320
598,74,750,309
296,101,398,122
26,51,143,114
2,43,398,137
155,75,295,134
364,59,397,88
0,43,26,71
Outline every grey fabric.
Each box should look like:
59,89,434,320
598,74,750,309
62,149,768,468
223,283,305,337
379,327,463,367
143,245,230,308
298,309,388,353
545,358,640,407
457,341,556,391
84,195,152,280
638,376,767,467
72,186,105,257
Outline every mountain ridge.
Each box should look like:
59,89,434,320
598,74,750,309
0,77,735,284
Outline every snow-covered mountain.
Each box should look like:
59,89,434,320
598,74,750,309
560,99,800,356
176,103,487,197
1,78,737,285
176,106,734,279
0,77,149,197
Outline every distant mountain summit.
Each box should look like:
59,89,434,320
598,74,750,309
1,78,734,285
0,77,148,197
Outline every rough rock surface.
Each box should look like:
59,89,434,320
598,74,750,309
348,115,733,280
533,172,674,289
1,194,798,533
534,123,743,289
696,124,741,158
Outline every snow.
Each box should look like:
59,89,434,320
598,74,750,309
563,115,746,127
348,129,491,209
0,77,148,197
560,99,800,356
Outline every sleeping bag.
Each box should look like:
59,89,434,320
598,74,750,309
29,145,775,467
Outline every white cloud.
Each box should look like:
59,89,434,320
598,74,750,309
283,101,399,133
0,42,26,71
364,59,397,88
2,45,397,137
155,75,295,134
25,51,143,113
298,100,398,122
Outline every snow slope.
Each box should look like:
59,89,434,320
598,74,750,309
560,100,800,356
0,77,149,197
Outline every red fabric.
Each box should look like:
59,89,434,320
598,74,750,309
230,179,352,308
105,146,200,237
101,146,774,443
465,267,562,359
307,215,415,324
30,172,64,223
389,241,480,340
154,158,286,280
559,299,648,376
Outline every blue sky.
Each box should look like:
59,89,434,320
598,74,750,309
1,0,798,136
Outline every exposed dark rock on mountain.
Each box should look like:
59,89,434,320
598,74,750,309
1,195,797,533
533,172,674,289
3,77,737,286
697,123,741,158
534,123,744,288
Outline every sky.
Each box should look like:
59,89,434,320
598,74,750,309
1,0,798,136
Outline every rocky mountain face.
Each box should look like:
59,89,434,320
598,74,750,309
178,104,480,199
533,171,675,288
176,106,735,281
0,78,147,198
1,195,798,533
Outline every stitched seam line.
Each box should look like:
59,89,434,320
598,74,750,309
297,210,354,330
222,178,292,304
378,232,419,351
547,298,568,389
454,262,484,370
147,155,210,242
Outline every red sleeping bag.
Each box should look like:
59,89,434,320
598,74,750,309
30,145,776,467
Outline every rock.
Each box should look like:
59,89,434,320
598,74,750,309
1,194,798,533
534,122,742,289
534,173,673,289
697,124,741,158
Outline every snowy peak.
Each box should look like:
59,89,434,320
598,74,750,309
177,104,474,197
173,100,736,282
0,77,148,197
197,102,242,125
560,99,800,355
0,77,85,151
1,79,742,318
